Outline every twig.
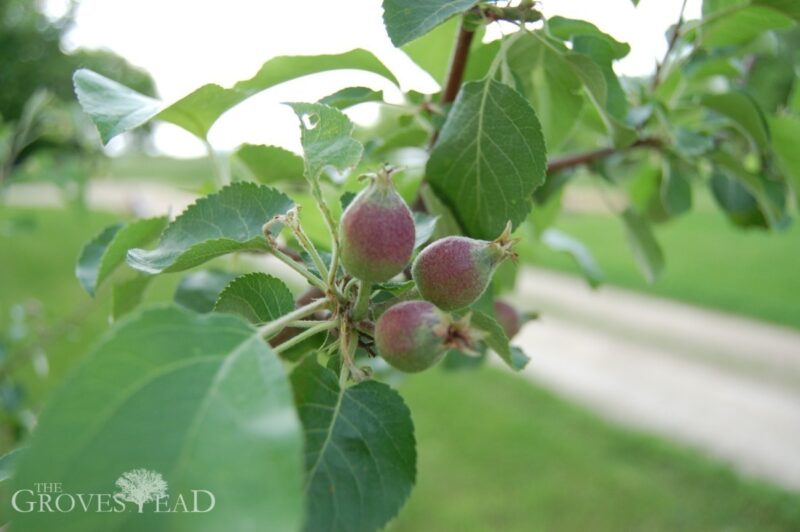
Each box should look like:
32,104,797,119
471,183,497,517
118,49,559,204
274,320,337,354
442,22,476,105
258,298,329,338
651,0,689,90
352,280,372,321
268,244,329,292
546,137,662,174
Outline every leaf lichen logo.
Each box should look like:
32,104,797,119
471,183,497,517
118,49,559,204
115,468,168,512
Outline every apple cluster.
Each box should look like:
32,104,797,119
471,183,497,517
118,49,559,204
339,167,522,373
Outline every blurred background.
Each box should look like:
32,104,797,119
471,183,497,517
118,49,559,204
2,0,800,530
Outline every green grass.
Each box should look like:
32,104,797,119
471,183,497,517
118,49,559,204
0,207,178,413
391,368,800,531
3,206,800,530
533,201,800,329
101,153,217,188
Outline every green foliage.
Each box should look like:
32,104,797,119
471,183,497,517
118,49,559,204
173,270,238,313
382,0,478,46
427,78,546,239
110,274,154,320
75,216,167,296
291,357,416,532
11,306,304,532
234,144,305,184
214,273,295,324
127,183,293,274
286,103,363,183
469,311,530,370
699,91,771,152
621,208,665,283
770,115,800,200
73,69,162,145
74,50,396,143
319,87,385,109
540,228,604,287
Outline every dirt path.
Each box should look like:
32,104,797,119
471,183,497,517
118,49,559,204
7,181,800,490
512,268,800,491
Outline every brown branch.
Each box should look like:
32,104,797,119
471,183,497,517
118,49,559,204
425,19,476,165
441,22,476,105
651,0,689,90
546,137,662,174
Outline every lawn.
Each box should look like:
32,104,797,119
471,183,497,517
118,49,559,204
102,153,217,188
3,206,800,530
532,195,800,329
391,368,800,531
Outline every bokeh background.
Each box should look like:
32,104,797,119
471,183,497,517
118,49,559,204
2,0,800,530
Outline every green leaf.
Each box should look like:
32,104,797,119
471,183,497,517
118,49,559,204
400,16,460,85
711,152,787,228
174,269,237,313
76,216,167,296
11,306,304,532
75,50,398,142
566,53,636,147
675,127,715,157
287,102,363,183
710,169,768,227
770,115,800,202
547,16,631,59
214,273,295,325
413,212,439,249
545,19,633,140
382,0,477,46
506,33,585,152
234,144,304,184
162,50,396,139
701,2,794,47
746,54,796,113
73,69,161,144
621,208,665,283
110,274,154,320
661,158,693,217
291,357,416,532
572,37,629,121
470,310,530,370
754,0,800,20
427,78,546,239
319,87,383,109
700,91,770,152
419,184,462,238
127,182,293,274
510,32,635,148
541,228,603,287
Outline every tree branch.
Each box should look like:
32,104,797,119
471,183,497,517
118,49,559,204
651,0,689,90
546,137,662,174
441,22,476,105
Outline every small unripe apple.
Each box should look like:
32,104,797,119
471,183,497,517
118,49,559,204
375,300,449,373
494,300,521,339
339,166,415,283
412,224,516,310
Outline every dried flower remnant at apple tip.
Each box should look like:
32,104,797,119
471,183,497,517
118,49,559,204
375,300,484,373
412,221,519,311
339,165,416,284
